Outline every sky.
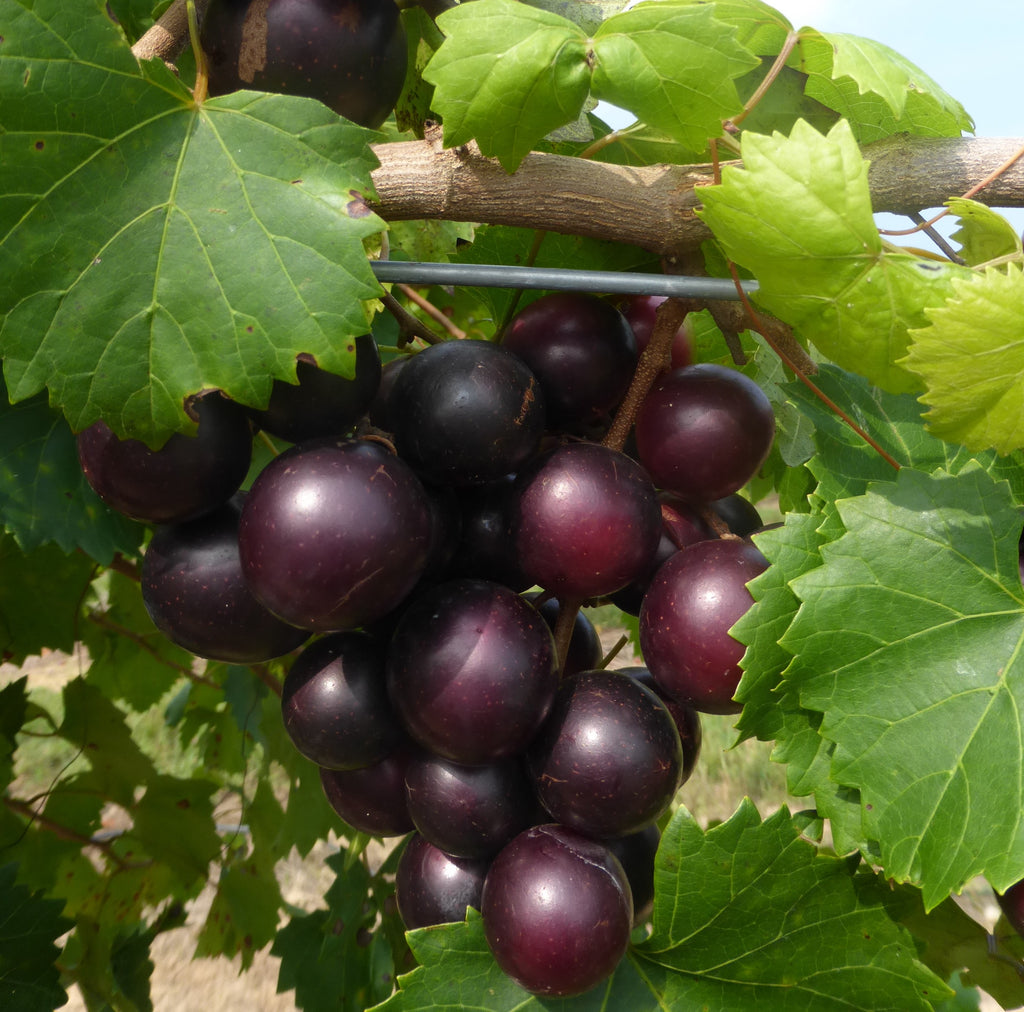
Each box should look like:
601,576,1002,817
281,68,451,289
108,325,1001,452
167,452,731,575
753,0,1024,241
600,0,1024,246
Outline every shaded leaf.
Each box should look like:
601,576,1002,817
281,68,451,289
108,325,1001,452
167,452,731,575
0,862,72,1012
946,199,1023,267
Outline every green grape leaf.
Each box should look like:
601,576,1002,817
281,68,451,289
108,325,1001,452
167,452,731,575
108,925,156,1012
0,534,97,664
0,862,73,1012
698,119,973,393
131,774,222,885
591,2,759,156
58,677,158,809
733,62,840,139
796,31,972,142
195,845,282,968
424,1,591,171
0,4,384,446
782,465,1024,908
946,198,1023,267
0,378,144,561
694,0,794,54
903,267,1024,454
377,804,948,1010
275,850,397,1012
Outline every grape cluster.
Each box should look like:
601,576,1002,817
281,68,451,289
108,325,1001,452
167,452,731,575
77,290,775,998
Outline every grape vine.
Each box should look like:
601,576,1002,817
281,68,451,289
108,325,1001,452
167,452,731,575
2,1,1024,1010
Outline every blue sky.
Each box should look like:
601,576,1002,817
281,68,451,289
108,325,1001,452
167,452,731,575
764,0,1024,241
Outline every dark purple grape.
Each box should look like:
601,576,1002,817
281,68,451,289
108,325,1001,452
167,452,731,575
320,741,417,837
77,392,252,525
281,631,399,770
386,579,558,764
512,442,661,600
503,293,637,429
605,823,660,926
481,824,632,997
368,356,408,433
141,497,308,663
617,666,702,783
238,439,433,631
443,477,531,592
244,336,381,443
395,833,491,930
639,538,768,714
201,0,407,128
527,668,682,838
711,493,763,538
404,754,534,859
390,340,546,486
996,879,1024,939
633,363,775,503
526,594,603,677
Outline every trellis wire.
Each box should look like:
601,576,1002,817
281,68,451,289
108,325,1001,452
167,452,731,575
370,261,759,300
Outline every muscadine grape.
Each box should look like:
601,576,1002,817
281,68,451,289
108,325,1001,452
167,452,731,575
404,754,534,859
281,631,399,770
386,579,558,764
617,294,693,370
633,363,775,503
319,740,417,837
481,824,633,998
527,668,683,838
141,497,309,663
395,833,490,930
244,336,381,443
389,340,545,486
512,442,662,600
238,439,433,631
640,537,768,714
77,392,252,525
201,0,407,129
503,292,637,429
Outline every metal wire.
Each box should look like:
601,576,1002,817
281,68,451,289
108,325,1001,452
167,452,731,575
370,261,758,300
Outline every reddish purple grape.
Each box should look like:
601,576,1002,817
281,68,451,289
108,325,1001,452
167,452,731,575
640,538,768,714
512,442,661,600
389,340,545,486
141,497,309,663
238,439,433,631
404,754,534,859
503,293,637,429
386,579,558,764
201,0,408,129
633,364,775,503
244,336,381,443
319,740,417,837
617,295,693,370
77,392,252,525
481,824,633,997
395,833,491,930
281,631,400,770
527,668,683,838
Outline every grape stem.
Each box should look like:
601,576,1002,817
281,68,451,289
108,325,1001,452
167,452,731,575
602,297,694,454
552,598,583,676
380,291,444,345
397,284,466,339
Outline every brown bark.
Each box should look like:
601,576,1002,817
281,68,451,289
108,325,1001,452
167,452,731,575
369,134,1024,257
